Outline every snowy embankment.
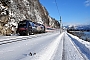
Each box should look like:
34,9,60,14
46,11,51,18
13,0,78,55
0,31,90,60
68,33,90,60
20,32,64,60
0,31,62,60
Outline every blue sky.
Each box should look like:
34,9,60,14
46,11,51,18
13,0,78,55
39,0,90,26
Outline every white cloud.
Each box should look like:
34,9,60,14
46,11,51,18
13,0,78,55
85,0,90,7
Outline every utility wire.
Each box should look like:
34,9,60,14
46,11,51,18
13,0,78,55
55,0,62,33
55,0,60,17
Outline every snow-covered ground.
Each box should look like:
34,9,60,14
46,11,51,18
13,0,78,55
0,31,90,60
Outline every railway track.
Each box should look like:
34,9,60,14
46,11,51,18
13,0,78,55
0,32,57,45
0,31,88,60
0,37,31,45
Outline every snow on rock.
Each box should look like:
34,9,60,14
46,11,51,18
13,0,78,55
0,0,60,35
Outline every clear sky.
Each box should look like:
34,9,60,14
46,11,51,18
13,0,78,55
39,0,90,26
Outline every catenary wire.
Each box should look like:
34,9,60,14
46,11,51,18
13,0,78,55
55,0,60,17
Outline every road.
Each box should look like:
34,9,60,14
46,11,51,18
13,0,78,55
0,31,89,60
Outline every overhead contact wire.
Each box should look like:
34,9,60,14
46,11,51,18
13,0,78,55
55,0,60,17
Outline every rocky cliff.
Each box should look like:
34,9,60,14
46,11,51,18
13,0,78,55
0,0,60,35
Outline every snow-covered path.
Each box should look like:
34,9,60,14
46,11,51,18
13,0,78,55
62,33,85,60
0,31,90,60
0,32,61,60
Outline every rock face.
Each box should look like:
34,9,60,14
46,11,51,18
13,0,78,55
0,0,60,35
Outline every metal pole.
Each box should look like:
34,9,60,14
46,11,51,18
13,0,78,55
60,16,61,33
62,24,63,32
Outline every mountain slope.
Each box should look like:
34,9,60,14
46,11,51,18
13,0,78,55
0,0,60,35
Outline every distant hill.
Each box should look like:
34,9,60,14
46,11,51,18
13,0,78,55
64,24,90,31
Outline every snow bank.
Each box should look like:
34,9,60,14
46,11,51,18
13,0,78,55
20,32,64,60
67,33,90,59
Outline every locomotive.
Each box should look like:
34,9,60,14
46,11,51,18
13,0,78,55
17,20,45,35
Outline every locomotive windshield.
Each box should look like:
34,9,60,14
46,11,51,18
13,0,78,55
18,21,27,27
